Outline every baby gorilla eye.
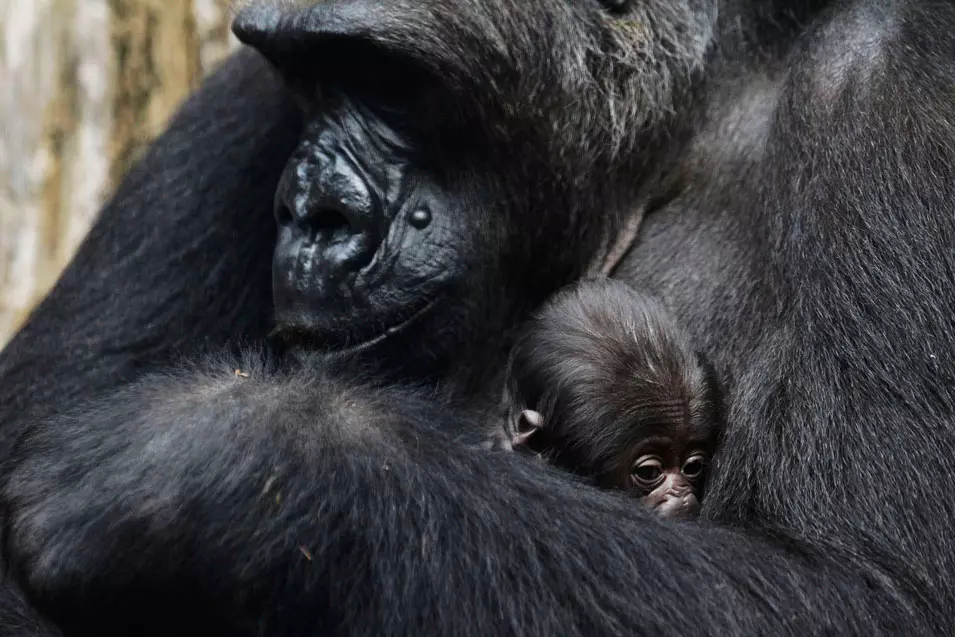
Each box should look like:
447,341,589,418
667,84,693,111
682,453,708,479
631,456,664,486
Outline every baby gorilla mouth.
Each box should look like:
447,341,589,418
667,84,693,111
274,298,438,357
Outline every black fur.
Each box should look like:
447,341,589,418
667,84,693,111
0,355,915,635
4,0,955,634
0,581,60,637
0,48,301,457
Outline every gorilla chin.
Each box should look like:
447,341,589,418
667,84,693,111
274,298,439,359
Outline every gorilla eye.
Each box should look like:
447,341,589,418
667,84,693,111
631,456,664,486
600,0,630,14
408,208,432,229
682,454,708,479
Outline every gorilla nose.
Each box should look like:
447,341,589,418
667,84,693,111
275,161,382,274
277,203,378,272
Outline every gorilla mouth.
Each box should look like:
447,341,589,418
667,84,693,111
275,299,437,358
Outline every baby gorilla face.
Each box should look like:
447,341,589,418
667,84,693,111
513,408,714,519
623,435,710,518
502,279,723,519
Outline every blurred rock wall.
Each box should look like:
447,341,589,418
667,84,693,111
0,0,239,346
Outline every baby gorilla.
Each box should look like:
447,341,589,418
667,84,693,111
502,279,723,518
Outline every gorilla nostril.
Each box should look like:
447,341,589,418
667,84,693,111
276,204,293,227
313,208,350,233
313,208,366,247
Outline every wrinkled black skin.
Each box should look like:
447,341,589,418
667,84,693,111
5,0,955,636
503,278,723,496
269,90,481,382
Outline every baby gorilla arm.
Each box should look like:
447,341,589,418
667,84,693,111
2,357,921,636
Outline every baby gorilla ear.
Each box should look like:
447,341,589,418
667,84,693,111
511,409,543,448
484,408,542,453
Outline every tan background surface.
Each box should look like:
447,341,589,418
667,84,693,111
0,0,239,346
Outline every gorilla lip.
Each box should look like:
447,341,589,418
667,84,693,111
277,299,438,357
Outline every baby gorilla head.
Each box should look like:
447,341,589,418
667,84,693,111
503,279,722,519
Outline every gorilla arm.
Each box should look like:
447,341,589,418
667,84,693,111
0,51,301,633
0,48,301,438
2,358,920,637
0,581,61,637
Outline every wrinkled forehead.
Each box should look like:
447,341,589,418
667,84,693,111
602,383,717,441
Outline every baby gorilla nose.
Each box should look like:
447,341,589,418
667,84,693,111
654,491,701,519
643,471,700,519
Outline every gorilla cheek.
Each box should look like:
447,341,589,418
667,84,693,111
374,203,461,308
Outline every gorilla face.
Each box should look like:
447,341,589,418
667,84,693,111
271,95,468,358
233,0,719,381
264,49,509,380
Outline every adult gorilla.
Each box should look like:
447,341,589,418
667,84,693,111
3,0,955,635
